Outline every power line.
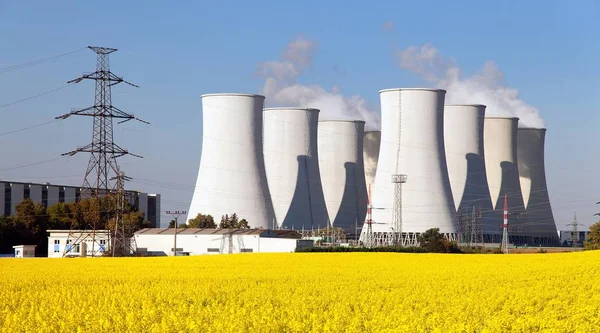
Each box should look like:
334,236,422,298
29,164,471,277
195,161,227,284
0,84,74,110
0,48,86,74
0,120,61,137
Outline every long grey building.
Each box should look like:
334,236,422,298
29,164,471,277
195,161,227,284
0,180,160,227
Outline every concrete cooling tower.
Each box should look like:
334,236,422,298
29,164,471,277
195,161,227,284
263,108,329,230
366,88,457,244
187,94,275,229
363,131,381,188
444,105,494,238
483,117,527,241
318,120,368,235
517,128,559,243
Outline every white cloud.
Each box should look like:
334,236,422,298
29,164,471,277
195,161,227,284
397,43,544,128
257,36,380,130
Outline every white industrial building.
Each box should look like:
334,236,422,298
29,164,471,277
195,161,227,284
263,107,329,230
363,88,457,245
183,89,560,247
0,180,161,227
47,230,111,258
484,117,528,241
187,94,275,229
363,130,381,188
134,228,313,255
517,128,559,243
318,120,368,235
444,105,495,240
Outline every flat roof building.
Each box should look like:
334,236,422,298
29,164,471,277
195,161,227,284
134,228,313,256
0,180,160,227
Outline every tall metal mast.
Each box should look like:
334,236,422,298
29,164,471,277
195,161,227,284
501,193,509,254
58,46,148,257
56,46,147,198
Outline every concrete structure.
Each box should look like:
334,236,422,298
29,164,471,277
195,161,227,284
47,230,110,258
187,94,275,229
484,117,528,242
318,120,368,235
0,180,160,227
518,128,559,241
444,105,495,238
363,131,381,188
134,228,313,255
13,245,36,258
263,107,329,230
365,88,457,244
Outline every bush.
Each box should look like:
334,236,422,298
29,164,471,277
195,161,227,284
295,246,427,253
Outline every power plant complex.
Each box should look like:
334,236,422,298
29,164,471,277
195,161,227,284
187,89,559,246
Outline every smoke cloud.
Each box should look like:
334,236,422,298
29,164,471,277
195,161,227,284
397,43,544,128
257,36,381,130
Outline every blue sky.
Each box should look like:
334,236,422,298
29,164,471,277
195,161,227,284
0,0,598,230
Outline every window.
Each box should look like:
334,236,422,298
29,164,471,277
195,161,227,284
54,239,60,253
42,187,48,208
241,248,254,253
75,188,80,202
4,185,11,216
207,248,220,253
24,187,30,199
99,240,106,252
59,188,65,203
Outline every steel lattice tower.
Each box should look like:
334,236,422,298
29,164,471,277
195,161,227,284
57,46,147,198
501,193,510,254
57,46,147,257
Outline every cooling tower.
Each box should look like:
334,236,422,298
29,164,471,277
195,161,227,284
187,94,274,229
517,128,558,241
263,108,329,230
363,131,381,188
318,120,368,234
368,88,457,238
484,117,527,238
444,105,494,236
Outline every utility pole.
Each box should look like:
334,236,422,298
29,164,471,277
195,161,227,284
364,184,374,248
501,193,509,254
167,210,186,256
110,170,133,256
566,212,584,248
391,174,407,246
58,46,148,257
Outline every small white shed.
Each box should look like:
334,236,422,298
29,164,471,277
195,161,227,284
13,245,36,258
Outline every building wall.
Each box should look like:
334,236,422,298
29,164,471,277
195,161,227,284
0,181,159,227
64,187,77,203
47,186,60,207
0,182,5,216
134,233,299,256
30,185,42,203
47,231,110,258
10,183,24,215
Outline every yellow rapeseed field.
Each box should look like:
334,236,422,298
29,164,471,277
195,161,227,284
1,251,599,332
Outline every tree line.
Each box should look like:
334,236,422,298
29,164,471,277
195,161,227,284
169,213,251,229
0,196,151,256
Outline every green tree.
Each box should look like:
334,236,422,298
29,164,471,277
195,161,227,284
219,213,251,229
47,202,73,229
187,213,216,228
417,228,461,253
168,220,187,228
13,199,48,256
584,221,600,250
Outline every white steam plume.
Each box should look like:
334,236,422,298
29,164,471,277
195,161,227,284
397,43,544,128
257,36,381,130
